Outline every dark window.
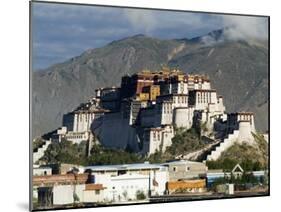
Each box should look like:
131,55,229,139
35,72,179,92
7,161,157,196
117,170,127,175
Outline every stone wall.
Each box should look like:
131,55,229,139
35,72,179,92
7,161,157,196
96,112,140,151
173,107,194,129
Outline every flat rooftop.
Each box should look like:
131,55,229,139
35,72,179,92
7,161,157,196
85,163,166,172
162,160,205,166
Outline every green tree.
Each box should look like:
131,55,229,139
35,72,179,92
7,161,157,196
166,127,204,156
136,190,146,200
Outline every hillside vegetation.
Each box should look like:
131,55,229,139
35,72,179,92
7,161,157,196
167,127,204,155
39,139,143,166
38,125,206,165
39,131,268,171
33,138,45,151
147,127,205,163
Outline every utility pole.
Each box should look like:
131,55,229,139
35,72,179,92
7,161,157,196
87,131,93,157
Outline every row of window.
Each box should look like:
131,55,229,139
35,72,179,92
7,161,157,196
152,131,169,141
163,103,172,114
197,92,212,103
171,83,186,92
66,135,85,139
238,115,252,121
120,185,140,189
161,97,188,114
153,131,161,141
172,166,191,172
77,114,95,122
173,96,188,104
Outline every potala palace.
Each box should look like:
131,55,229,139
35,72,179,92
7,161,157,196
36,67,258,162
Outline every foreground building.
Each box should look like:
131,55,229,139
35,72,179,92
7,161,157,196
84,162,169,200
33,160,209,208
33,160,268,209
33,173,106,207
163,160,207,194
166,179,206,194
163,160,207,181
33,162,169,207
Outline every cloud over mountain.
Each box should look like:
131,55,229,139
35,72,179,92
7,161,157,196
200,15,268,46
32,2,225,70
222,15,268,41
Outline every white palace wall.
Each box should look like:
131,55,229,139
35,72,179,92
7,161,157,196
173,107,194,129
142,126,174,155
99,112,140,151
160,102,173,125
73,112,97,133
171,82,188,94
237,121,256,144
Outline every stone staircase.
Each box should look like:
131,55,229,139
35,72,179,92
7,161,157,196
33,139,52,163
204,130,240,162
175,136,221,161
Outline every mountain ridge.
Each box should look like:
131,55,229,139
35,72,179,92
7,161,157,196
32,29,268,139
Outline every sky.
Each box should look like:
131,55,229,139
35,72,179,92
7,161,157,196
31,2,268,71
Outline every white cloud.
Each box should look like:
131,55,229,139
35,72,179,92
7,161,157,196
33,2,267,69
200,15,268,46
123,9,157,34
122,9,218,37
222,15,268,41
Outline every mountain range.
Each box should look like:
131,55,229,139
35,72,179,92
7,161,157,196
32,29,269,139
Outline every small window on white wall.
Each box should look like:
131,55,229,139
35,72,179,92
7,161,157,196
186,166,190,171
173,166,177,172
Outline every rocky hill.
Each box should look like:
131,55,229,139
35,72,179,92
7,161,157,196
32,30,268,139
